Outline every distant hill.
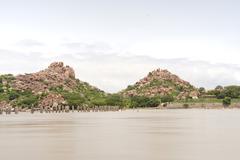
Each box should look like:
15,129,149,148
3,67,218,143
13,62,78,93
121,69,199,100
0,63,201,109
0,62,106,107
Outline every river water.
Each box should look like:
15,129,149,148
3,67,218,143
0,109,240,160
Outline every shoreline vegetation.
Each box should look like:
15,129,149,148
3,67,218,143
1,62,240,114
0,93,238,114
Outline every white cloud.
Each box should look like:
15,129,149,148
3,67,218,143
16,39,45,47
126,37,240,64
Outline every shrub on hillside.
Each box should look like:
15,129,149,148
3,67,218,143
18,95,39,107
0,86,4,93
63,92,85,106
161,95,174,103
8,91,19,101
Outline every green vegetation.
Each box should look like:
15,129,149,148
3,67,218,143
127,96,160,108
206,85,240,99
0,74,40,107
198,87,206,94
175,85,240,107
105,94,123,106
222,97,231,107
62,92,85,106
91,96,107,107
18,94,39,107
160,95,174,103
126,85,136,91
0,74,15,82
8,91,19,100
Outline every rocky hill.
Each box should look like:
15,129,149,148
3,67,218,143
0,62,105,108
121,69,199,100
13,62,77,93
0,64,200,109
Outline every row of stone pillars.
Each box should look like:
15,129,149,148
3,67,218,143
0,107,19,115
0,105,122,114
32,105,121,114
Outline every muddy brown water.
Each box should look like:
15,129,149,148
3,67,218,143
0,109,240,160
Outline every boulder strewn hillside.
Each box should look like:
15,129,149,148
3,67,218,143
13,62,77,93
0,62,106,108
121,69,199,100
0,64,201,109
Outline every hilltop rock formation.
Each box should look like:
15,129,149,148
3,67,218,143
13,62,77,93
0,62,105,108
121,69,199,99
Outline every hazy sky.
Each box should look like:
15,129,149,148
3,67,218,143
0,0,240,92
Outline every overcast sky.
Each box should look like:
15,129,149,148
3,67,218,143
0,0,240,92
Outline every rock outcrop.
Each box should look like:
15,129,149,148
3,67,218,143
121,69,199,99
13,62,77,93
0,62,106,108
38,93,66,108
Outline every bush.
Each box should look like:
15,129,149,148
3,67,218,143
18,95,39,107
0,87,4,93
215,85,223,90
176,85,184,92
207,85,240,99
198,87,206,94
216,92,225,99
223,86,240,98
161,95,174,103
106,94,123,106
91,97,107,106
63,92,85,106
222,97,231,107
49,85,64,92
149,79,162,87
129,96,161,108
145,96,161,107
126,85,135,91
8,92,19,101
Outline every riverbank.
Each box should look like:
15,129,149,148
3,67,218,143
156,102,240,109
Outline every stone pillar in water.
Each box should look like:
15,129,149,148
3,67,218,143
14,107,19,114
72,106,74,112
65,106,70,113
40,106,43,113
31,107,35,114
